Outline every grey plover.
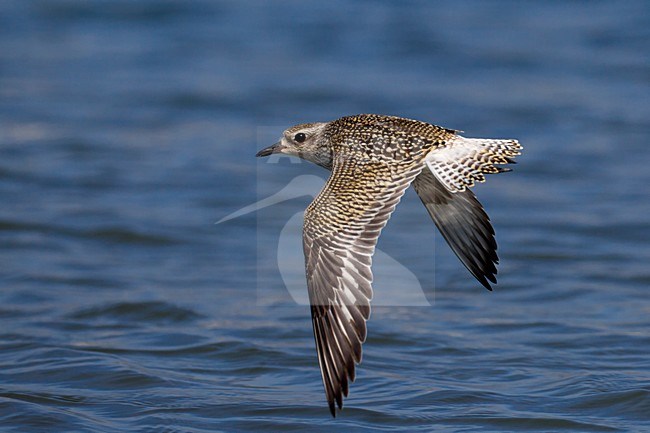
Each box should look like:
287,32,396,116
256,114,522,416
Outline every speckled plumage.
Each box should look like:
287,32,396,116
256,114,522,416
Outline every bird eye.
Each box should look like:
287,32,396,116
294,133,306,143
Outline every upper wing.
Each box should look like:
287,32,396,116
412,169,498,290
303,155,423,416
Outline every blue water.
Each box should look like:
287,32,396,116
1,1,649,431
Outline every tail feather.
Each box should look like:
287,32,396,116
425,136,522,193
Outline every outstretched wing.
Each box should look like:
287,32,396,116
419,134,521,288
303,155,423,416
412,169,498,290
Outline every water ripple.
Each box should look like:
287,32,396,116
1,0,648,431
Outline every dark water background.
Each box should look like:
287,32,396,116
1,1,649,431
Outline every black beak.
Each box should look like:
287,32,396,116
256,142,282,157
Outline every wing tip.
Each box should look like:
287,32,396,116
328,400,337,417
477,275,494,291
476,266,498,291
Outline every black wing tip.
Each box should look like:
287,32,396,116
328,401,345,418
328,401,337,417
478,277,493,291
475,270,497,291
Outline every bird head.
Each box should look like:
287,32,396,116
256,122,332,168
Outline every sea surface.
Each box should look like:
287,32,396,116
1,1,649,432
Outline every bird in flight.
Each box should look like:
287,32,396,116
256,114,522,416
